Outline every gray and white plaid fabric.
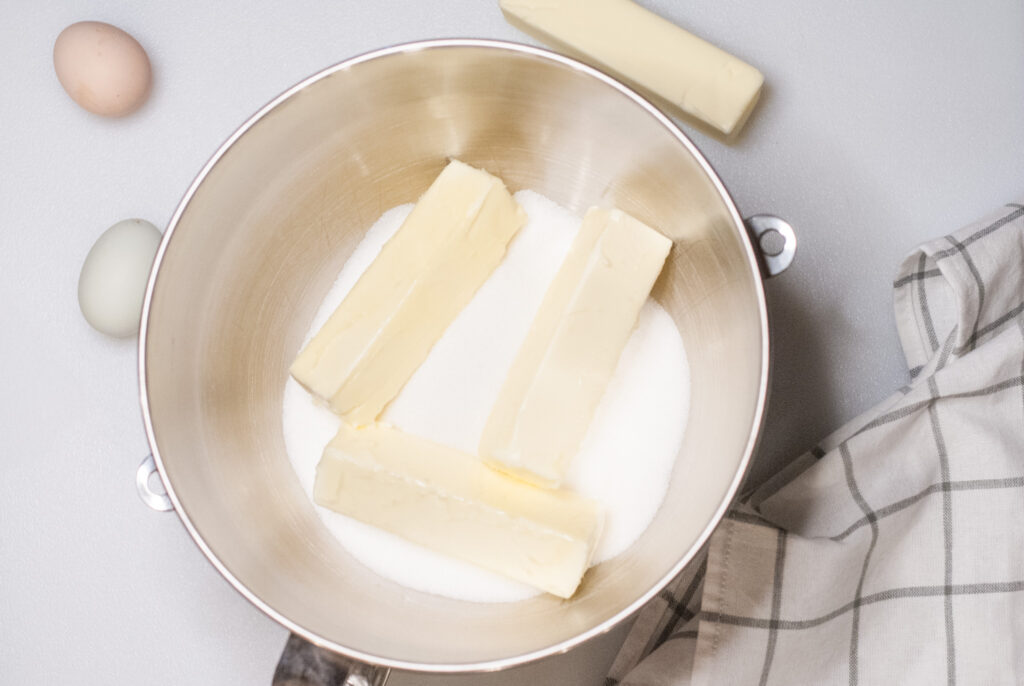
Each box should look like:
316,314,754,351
608,201,1024,686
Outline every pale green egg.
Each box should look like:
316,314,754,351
78,219,162,338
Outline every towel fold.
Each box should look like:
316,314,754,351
608,201,1024,686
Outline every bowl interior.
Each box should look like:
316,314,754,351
143,41,766,669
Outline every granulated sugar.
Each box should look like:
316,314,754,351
282,190,689,602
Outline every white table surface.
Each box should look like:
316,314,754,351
1,1,1021,684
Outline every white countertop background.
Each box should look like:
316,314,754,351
1,1,1021,684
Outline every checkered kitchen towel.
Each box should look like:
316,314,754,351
608,201,1024,686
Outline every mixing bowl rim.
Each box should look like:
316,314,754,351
138,37,771,673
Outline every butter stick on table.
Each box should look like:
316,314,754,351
291,160,526,426
480,208,672,488
314,423,604,598
500,0,764,137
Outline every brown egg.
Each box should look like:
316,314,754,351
53,21,152,117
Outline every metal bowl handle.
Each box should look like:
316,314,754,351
136,454,174,512
745,214,797,277
275,634,391,686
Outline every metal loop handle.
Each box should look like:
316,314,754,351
274,634,390,686
745,214,797,277
136,454,174,512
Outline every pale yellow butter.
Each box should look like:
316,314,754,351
480,207,671,488
500,0,764,136
314,423,604,598
291,160,526,425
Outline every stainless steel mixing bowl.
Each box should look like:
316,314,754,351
136,39,794,682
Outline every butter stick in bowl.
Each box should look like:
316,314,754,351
314,423,604,599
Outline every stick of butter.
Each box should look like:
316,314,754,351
500,0,764,137
291,160,527,426
314,423,604,598
480,207,671,488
